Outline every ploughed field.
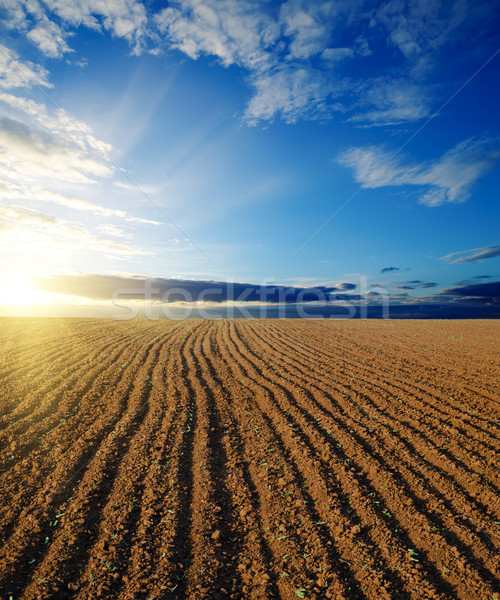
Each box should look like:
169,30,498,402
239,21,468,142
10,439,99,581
0,319,499,600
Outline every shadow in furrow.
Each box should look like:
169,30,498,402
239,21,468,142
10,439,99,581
167,369,197,597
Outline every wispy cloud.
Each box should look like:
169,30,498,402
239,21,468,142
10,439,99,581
0,93,112,157
1,1,495,125
155,0,276,70
440,244,500,264
155,0,358,124
2,0,148,57
0,89,115,209
96,224,132,239
0,45,52,89
391,280,438,290
244,65,337,124
0,180,162,225
26,18,73,58
0,46,163,266
0,115,112,184
0,204,151,257
348,78,432,126
338,137,500,206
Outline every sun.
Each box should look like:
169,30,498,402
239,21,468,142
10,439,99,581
0,273,51,305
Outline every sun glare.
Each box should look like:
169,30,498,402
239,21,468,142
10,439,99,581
0,273,51,305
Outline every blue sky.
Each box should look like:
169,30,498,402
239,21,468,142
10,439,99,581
0,0,499,316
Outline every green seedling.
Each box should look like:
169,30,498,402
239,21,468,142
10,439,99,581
408,549,419,562
295,589,306,598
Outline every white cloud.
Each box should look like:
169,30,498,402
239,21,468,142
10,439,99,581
0,67,162,247
439,244,500,264
154,0,469,125
26,18,73,58
349,78,431,125
280,0,363,59
156,0,358,123
280,0,331,60
155,0,277,70
0,0,490,128
0,203,151,256
0,115,112,184
2,0,149,56
97,224,131,238
244,66,335,124
338,146,418,188
338,137,500,206
322,47,355,62
0,45,52,89
0,88,115,186
0,180,162,225
0,92,112,155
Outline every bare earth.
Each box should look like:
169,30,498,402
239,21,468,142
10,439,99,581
0,318,499,600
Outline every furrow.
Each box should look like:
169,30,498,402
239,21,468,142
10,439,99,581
193,322,284,599
0,325,171,599
0,326,137,438
211,321,379,599
0,320,118,388
94,321,198,599
270,321,500,431
174,321,241,599
0,324,158,493
251,321,500,537
263,322,500,479
226,320,497,600
224,321,426,600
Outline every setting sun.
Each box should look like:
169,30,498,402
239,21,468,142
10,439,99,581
0,273,51,305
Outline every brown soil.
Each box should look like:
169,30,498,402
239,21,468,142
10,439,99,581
0,318,498,600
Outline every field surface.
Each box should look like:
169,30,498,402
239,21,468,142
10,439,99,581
0,318,499,600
